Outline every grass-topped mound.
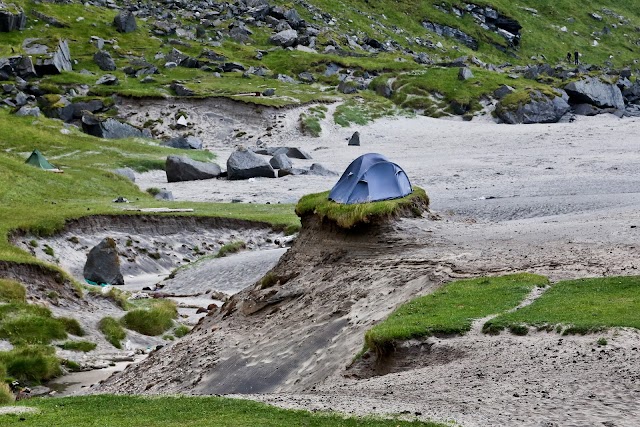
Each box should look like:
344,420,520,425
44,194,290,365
364,273,548,354
6,395,445,427
295,187,429,229
483,275,640,335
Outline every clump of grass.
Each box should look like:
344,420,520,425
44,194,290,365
29,239,39,247
260,271,279,289
0,345,61,382
597,337,608,346
334,97,396,127
58,340,97,352
0,279,26,303
299,113,322,137
104,287,130,310
174,324,190,338
120,300,177,336
59,317,85,336
484,276,640,335
99,317,126,349
216,241,246,258
0,382,14,404
146,187,161,196
43,245,55,257
295,187,429,229
365,273,548,355
0,312,67,345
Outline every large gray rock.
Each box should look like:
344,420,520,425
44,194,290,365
458,67,474,81
94,50,116,71
269,29,298,47
96,74,118,85
564,77,625,109
227,149,275,180
166,155,222,182
34,40,72,75
114,10,137,33
269,153,292,170
81,113,146,139
83,238,124,286
496,90,570,124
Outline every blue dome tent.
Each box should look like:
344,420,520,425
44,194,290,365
329,153,412,204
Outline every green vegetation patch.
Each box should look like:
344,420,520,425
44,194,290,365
58,340,97,352
365,273,548,354
10,395,444,426
0,345,61,383
483,276,640,335
295,187,429,229
173,324,190,338
0,279,26,303
334,97,397,127
0,303,68,345
121,300,177,336
216,241,246,258
98,317,126,349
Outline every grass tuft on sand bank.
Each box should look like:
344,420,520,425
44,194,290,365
483,276,640,335
365,273,548,354
295,187,429,229
8,395,446,426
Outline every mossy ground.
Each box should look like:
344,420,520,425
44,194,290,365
295,187,429,229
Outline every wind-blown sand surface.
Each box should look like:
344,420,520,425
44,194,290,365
102,103,640,426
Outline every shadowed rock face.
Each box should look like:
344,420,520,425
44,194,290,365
565,77,625,110
227,149,275,180
84,237,124,286
165,155,222,182
496,90,570,124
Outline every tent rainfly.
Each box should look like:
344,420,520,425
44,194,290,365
25,149,60,171
329,153,412,204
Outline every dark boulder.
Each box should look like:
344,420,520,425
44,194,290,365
573,103,602,116
162,136,203,150
166,155,222,182
564,77,624,109
269,153,292,170
83,238,124,286
81,113,146,139
34,40,72,75
114,10,137,33
496,90,570,124
493,85,514,99
348,131,360,146
307,163,337,176
227,148,275,180
0,8,26,32
94,50,116,71
96,74,118,85
14,56,36,79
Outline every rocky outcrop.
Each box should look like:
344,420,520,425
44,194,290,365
83,238,124,286
227,148,275,180
34,40,72,75
0,7,25,32
165,155,222,182
81,113,147,139
422,21,478,50
564,77,625,110
496,90,570,124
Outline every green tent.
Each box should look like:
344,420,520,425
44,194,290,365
25,149,57,170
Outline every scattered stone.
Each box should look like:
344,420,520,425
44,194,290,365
348,131,360,146
269,153,292,170
114,10,137,33
14,105,40,117
227,148,275,180
84,237,124,286
337,80,358,94
458,67,474,80
171,82,195,96
162,136,203,150
96,74,119,85
494,85,515,99
269,29,298,47
165,155,222,182
262,88,276,96
307,163,337,176
94,50,116,71
34,39,72,75
113,168,136,182
154,189,174,201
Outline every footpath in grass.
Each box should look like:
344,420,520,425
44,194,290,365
6,395,445,427
365,273,548,352
483,275,640,335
